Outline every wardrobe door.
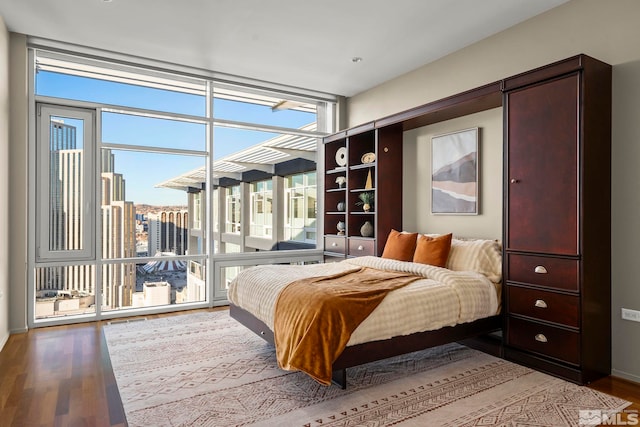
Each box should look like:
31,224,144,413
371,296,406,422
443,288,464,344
506,73,579,256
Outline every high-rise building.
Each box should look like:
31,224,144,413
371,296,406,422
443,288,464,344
101,167,137,309
147,211,189,255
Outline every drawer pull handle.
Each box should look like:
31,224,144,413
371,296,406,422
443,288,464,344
534,299,548,309
357,245,364,251
534,265,548,274
331,242,338,247
534,333,548,343
260,331,265,335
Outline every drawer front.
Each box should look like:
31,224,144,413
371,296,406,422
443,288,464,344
507,253,579,291
324,236,346,254
348,238,375,257
508,317,580,365
508,286,579,327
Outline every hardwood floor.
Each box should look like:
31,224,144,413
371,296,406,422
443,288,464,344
0,308,638,427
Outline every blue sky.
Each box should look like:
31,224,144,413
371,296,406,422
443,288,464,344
37,71,315,205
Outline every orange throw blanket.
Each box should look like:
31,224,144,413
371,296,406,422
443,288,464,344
274,267,421,385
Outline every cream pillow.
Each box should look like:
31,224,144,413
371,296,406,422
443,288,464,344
446,238,502,283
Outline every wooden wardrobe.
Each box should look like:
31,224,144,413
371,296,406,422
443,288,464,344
502,55,612,384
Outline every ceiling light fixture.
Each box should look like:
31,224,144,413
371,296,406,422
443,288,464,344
352,57,363,63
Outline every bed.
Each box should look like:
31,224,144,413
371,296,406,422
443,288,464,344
228,236,503,388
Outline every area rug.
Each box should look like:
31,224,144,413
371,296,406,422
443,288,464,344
103,311,630,426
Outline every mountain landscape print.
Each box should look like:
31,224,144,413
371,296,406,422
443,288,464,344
431,128,478,214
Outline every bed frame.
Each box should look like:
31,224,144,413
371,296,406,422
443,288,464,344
229,303,502,388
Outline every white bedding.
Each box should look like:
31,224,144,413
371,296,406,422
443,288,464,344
228,256,500,347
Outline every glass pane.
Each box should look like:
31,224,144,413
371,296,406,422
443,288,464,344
220,242,241,255
102,258,206,312
48,116,85,252
213,126,281,160
102,112,207,151
37,70,205,116
220,266,241,290
213,89,316,129
35,264,96,319
101,149,206,259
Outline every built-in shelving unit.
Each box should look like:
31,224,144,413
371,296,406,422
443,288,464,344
321,54,612,384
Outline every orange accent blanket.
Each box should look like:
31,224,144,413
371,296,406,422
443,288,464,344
273,267,421,385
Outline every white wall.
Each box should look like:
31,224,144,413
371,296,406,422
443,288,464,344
403,108,502,240
0,15,10,351
8,33,28,334
347,0,640,382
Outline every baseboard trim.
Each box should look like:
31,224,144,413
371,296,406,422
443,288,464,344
0,331,9,353
611,369,640,385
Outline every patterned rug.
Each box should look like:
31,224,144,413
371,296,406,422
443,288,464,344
103,311,630,427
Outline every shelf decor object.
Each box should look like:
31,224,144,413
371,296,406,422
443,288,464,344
356,192,374,212
335,147,347,167
364,169,373,189
361,152,376,164
360,221,374,237
431,127,479,215
335,176,346,188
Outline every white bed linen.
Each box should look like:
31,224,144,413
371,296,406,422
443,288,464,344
227,256,499,347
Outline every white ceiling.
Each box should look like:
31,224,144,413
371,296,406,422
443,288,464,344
0,0,568,97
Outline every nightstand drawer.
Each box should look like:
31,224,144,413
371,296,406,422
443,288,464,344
324,236,346,254
508,317,580,365
348,238,375,257
508,286,579,327
507,254,579,291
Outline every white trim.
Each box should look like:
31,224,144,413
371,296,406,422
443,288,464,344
35,95,208,124
101,143,207,157
214,118,327,139
28,49,38,329
611,369,640,384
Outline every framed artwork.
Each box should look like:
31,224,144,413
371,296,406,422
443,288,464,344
431,127,479,215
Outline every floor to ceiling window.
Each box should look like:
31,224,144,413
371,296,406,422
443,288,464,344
29,48,334,325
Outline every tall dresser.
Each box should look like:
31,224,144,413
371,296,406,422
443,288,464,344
503,55,612,384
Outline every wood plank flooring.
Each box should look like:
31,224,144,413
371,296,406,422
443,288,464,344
0,307,638,426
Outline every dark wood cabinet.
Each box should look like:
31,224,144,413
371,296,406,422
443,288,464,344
323,124,402,259
503,55,612,384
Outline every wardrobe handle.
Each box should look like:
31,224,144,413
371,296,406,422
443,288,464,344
534,333,548,343
357,245,364,251
331,242,338,247
534,265,548,274
510,178,520,184
534,299,548,309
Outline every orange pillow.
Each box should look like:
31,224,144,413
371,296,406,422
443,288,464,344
413,233,453,267
381,229,418,261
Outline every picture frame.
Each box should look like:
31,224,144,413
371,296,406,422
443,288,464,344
431,127,479,215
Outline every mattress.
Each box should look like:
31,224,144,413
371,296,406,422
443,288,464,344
228,256,500,347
